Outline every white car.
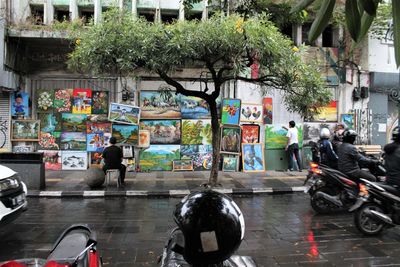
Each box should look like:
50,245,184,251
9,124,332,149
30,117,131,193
0,165,27,225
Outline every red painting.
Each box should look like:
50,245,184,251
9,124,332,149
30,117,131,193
241,124,260,144
72,88,92,114
262,98,272,124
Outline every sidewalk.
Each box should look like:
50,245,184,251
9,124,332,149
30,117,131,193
27,170,308,198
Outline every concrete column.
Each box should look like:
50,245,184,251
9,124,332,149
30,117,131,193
44,0,54,25
155,0,161,23
14,0,30,24
94,0,101,24
132,0,137,18
293,24,301,46
202,0,208,21
316,34,323,47
119,0,124,10
179,1,185,21
69,0,78,21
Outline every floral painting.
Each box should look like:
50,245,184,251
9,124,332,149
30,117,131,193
54,89,73,113
60,132,87,150
138,130,150,148
62,113,87,132
92,91,109,114
139,90,180,119
181,119,212,145
108,103,140,125
139,145,180,171
240,103,262,123
112,124,139,145
180,95,210,119
140,120,181,144
39,113,61,133
61,151,88,170
221,99,241,125
262,97,273,124
38,132,61,150
39,150,62,170
180,145,212,171
72,88,92,114
220,126,241,154
242,143,265,172
36,89,54,113
241,124,260,143
11,92,29,117
11,120,40,141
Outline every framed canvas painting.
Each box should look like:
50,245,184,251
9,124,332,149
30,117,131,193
265,124,303,150
262,97,273,124
39,112,61,133
181,119,212,145
242,143,265,172
140,119,181,144
173,160,194,171
180,145,212,171
54,89,73,113
36,89,54,113
222,155,239,172
306,101,338,122
11,92,29,117
92,91,109,114
87,133,106,152
341,113,355,129
87,122,112,134
90,152,103,165
240,103,262,123
60,132,87,150
112,124,139,145
88,114,109,123
241,124,260,143
39,150,62,170
38,132,61,150
72,88,92,114
108,102,140,125
220,125,241,154
303,123,336,146
62,113,87,132
180,95,210,119
11,120,40,141
221,99,241,125
139,90,181,119
61,151,88,170
138,130,151,148
139,145,180,171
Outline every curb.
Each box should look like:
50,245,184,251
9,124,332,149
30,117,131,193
27,186,307,198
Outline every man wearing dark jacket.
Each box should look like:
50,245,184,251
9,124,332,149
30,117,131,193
102,137,126,184
385,127,400,187
319,128,338,169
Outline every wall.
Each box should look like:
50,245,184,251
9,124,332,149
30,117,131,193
368,37,397,73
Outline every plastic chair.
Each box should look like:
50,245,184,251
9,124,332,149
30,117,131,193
105,169,121,188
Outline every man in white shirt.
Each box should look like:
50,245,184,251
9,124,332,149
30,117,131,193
285,121,302,172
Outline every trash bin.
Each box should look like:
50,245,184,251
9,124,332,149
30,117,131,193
0,152,45,190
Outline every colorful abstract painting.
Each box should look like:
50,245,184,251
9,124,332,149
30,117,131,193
11,92,29,117
262,97,273,124
140,120,181,144
181,119,212,145
180,145,213,171
138,130,150,148
39,150,62,170
36,89,54,113
11,120,40,141
112,124,139,145
139,90,181,119
39,112,61,133
60,132,87,151
62,113,87,132
222,155,239,172
38,132,61,150
341,113,355,129
242,143,265,172
308,101,338,122
240,103,262,123
72,88,92,114
139,145,180,171
90,152,103,165
220,126,241,154
61,151,88,170
265,124,303,150
241,124,260,144
54,89,73,113
108,103,140,125
92,91,109,114
221,99,241,125
87,133,107,152
86,122,112,134
180,95,210,119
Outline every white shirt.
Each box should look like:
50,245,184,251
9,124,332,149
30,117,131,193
286,127,298,146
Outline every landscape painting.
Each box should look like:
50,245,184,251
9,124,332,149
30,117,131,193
72,88,92,114
88,114,109,123
39,150,62,170
303,123,336,146
242,143,265,172
241,124,260,143
221,99,241,125
140,120,181,144
220,126,241,154
265,124,303,149
108,103,140,125
173,160,194,171
307,101,338,122
139,90,181,119
180,145,212,171
341,113,355,129
87,133,106,152
262,97,273,124
112,124,139,145
139,145,180,171
61,151,88,170
62,113,87,132
138,130,150,148
38,132,61,150
92,91,109,114
240,103,262,123
11,120,40,141
60,132,87,150
36,89,54,113
181,119,212,145
180,95,210,119
54,89,73,113
11,92,29,117
222,155,239,172
39,112,61,133
87,122,112,134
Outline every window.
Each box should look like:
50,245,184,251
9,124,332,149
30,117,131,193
80,9,94,24
280,24,293,40
54,7,70,22
138,11,155,22
29,5,44,25
186,12,202,21
161,12,178,24
302,23,313,45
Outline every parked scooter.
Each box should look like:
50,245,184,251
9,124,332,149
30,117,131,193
159,190,257,267
0,224,102,267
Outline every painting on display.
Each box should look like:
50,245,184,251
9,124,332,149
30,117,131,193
39,150,62,170
307,101,338,122
240,103,262,123
72,88,92,114
86,122,112,134
221,99,241,125
61,151,88,170
181,119,212,145
11,92,29,117
108,103,140,125
36,89,54,113
60,132,87,151
241,124,260,143
88,114,109,123
180,145,212,171
123,158,136,172
87,133,108,152
90,152,103,165
341,113,355,129
265,124,303,150
139,90,181,119
54,89,73,113
180,95,210,119
112,124,139,145
139,145,180,171
11,120,40,141
138,130,150,148
173,160,194,171
39,113,61,133
92,91,109,114
262,97,273,124
140,120,181,144
222,155,239,172
242,143,265,172
220,126,241,154
303,123,336,146
38,132,61,150
61,114,87,132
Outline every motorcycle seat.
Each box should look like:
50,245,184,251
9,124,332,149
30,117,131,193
377,184,400,197
320,166,350,179
47,230,89,263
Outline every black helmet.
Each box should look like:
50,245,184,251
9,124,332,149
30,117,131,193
342,129,358,144
173,190,245,265
393,126,400,142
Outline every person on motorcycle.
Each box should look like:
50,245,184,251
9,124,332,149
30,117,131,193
384,126,400,188
319,128,338,169
332,123,345,153
337,129,378,182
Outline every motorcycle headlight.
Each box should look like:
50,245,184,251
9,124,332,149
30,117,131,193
0,175,20,191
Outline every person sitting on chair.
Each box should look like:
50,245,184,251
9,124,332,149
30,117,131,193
102,137,126,185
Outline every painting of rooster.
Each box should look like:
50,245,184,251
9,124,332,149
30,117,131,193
240,103,263,123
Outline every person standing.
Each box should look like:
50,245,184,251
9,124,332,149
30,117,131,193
285,121,302,171
102,137,126,185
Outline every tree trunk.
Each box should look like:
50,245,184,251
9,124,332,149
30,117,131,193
208,100,221,186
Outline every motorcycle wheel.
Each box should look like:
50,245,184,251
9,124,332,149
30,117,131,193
310,186,338,214
354,203,385,236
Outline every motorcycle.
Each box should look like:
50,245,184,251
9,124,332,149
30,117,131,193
350,178,400,235
0,224,102,267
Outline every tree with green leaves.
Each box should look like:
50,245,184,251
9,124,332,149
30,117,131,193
68,10,330,186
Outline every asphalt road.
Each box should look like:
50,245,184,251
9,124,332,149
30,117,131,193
2,194,400,266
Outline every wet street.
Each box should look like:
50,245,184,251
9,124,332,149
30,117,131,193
2,194,400,266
